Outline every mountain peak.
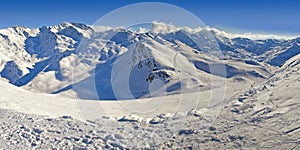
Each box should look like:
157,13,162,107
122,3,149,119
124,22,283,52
59,22,93,31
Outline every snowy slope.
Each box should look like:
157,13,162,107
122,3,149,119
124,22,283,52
0,22,298,102
0,54,299,149
0,23,299,149
0,79,82,119
0,23,94,94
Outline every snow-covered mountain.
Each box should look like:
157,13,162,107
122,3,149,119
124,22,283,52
0,22,299,100
0,22,300,149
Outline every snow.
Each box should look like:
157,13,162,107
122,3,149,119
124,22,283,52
1,22,295,97
0,80,82,119
0,22,299,149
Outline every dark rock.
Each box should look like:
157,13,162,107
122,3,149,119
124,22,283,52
178,129,195,135
209,126,217,131
211,137,221,142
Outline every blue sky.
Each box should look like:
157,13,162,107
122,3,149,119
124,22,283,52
0,0,299,36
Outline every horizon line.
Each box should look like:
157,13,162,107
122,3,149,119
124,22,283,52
1,21,299,40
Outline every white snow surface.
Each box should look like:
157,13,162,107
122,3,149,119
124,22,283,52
0,23,299,149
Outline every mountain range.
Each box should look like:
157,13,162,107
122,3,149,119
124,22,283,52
0,22,300,101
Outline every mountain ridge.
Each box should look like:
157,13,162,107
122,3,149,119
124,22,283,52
0,22,299,100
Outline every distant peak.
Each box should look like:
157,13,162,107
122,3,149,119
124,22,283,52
12,25,27,29
59,22,93,31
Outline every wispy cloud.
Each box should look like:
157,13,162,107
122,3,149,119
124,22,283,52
92,21,298,40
